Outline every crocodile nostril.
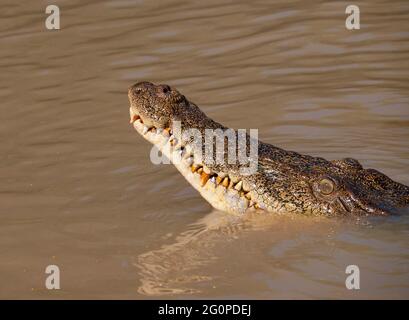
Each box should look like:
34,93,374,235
162,85,171,94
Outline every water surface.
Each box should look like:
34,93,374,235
0,0,408,299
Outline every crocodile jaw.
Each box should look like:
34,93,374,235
130,108,250,214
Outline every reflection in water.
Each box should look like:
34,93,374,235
135,210,241,295
136,211,409,298
135,210,336,296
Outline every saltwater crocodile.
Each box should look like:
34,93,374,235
128,81,409,216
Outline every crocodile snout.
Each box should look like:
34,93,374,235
128,82,172,99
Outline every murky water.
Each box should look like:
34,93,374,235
1,0,408,299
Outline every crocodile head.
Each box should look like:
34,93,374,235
128,81,409,217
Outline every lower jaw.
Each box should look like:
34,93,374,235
130,113,256,214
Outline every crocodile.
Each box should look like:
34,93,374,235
128,81,409,216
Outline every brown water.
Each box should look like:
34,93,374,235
1,0,408,299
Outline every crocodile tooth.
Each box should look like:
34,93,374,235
200,172,210,186
203,166,211,174
197,167,203,174
181,147,191,159
221,177,229,188
186,156,194,166
142,126,151,135
217,172,227,178
244,192,251,200
216,176,223,185
169,136,178,146
229,175,240,184
191,164,199,173
242,181,251,192
234,181,243,191
130,114,140,124
228,180,234,189
163,128,171,137
209,176,216,184
249,200,255,207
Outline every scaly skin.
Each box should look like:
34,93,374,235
128,81,409,216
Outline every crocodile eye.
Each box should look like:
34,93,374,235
318,178,335,195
